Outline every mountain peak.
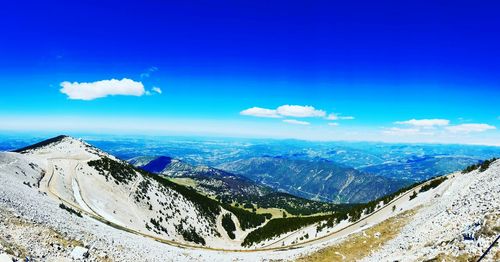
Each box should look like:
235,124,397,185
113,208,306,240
14,135,72,153
13,135,106,159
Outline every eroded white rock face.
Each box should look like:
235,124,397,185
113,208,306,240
362,160,500,261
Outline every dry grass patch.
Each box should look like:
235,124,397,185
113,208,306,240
424,253,480,262
45,227,83,248
476,213,500,238
253,207,289,218
296,209,416,262
0,237,28,258
168,177,198,188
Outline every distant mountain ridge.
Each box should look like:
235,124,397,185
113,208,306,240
219,156,407,203
360,155,483,181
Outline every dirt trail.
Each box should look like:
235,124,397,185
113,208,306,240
40,155,451,253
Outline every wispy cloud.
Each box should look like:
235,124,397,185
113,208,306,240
240,107,281,118
152,87,162,94
140,66,159,78
241,105,356,128
395,118,449,128
283,119,310,125
60,78,145,100
446,123,496,133
241,105,327,118
386,118,496,136
382,127,434,136
326,113,354,120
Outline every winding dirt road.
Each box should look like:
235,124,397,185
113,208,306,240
41,156,448,253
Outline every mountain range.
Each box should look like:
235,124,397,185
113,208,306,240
218,156,407,203
130,155,344,216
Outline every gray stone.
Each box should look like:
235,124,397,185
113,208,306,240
70,246,89,260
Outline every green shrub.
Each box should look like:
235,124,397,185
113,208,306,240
221,214,236,239
409,191,418,200
243,203,254,209
88,157,137,184
462,158,497,173
479,158,497,172
222,204,271,230
175,224,205,245
419,176,447,193
59,203,82,217
242,215,331,247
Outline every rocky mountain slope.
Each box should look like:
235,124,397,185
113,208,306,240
219,156,406,203
2,135,272,250
361,159,500,261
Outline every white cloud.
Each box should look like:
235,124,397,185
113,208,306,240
240,107,281,118
241,105,355,127
446,123,496,133
241,105,326,118
395,118,450,128
152,87,162,94
283,119,310,125
276,105,326,118
382,127,433,136
60,78,145,100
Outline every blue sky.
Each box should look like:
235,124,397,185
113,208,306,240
0,1,499,145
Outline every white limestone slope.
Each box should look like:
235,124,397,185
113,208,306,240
362,159,500,261
10,136,227,248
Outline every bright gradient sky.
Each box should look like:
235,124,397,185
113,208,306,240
0,1,499,145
